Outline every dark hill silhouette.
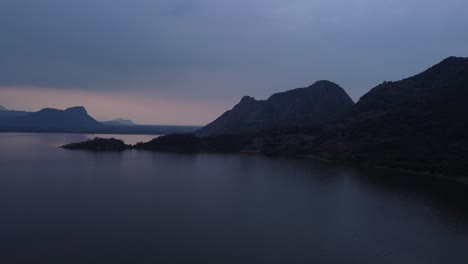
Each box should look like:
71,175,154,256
0,106,200,134
0,106,103,131
14,106,102,130
310,56,468,176
196,80,355,136
0,105,7,111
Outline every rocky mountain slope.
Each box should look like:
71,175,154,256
310,56,468,176
197,80,355,136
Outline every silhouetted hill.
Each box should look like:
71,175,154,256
196,80,354,136
0,105,201,134
102,118,136,126
0,105,7,111
0,106,105,132
12,106,102,130
310,56,468,176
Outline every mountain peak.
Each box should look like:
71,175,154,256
65,106,88,114
423,56,468,76
239,96,257,104
440,56,468,63
11,105,101,130
308,80,340,88
197,80,355,136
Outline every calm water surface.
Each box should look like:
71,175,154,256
1,133,468,264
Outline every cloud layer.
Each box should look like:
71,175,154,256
1,0,467,124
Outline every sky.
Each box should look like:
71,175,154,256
1,0,467,125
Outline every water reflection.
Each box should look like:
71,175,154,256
0,133,468,264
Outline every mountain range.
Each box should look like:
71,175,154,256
197,80,354,136
0,106,102,131
0,106,199,134
6,56,467,177
135,56,468,177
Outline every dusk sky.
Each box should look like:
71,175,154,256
1,0,467,125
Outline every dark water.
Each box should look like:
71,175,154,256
1,133,468,264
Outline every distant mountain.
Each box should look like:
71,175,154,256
0,106,103,131
102,118,136,126
0,105,7,111
16,106,102,129
197,80,355,136
310,56,468,176
0,105,200,134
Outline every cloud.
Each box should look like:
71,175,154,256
0,0,467,106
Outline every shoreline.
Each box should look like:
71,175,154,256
60,136,468,185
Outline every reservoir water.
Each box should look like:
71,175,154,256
1,133,467,263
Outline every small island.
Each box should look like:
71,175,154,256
60,137,131,151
